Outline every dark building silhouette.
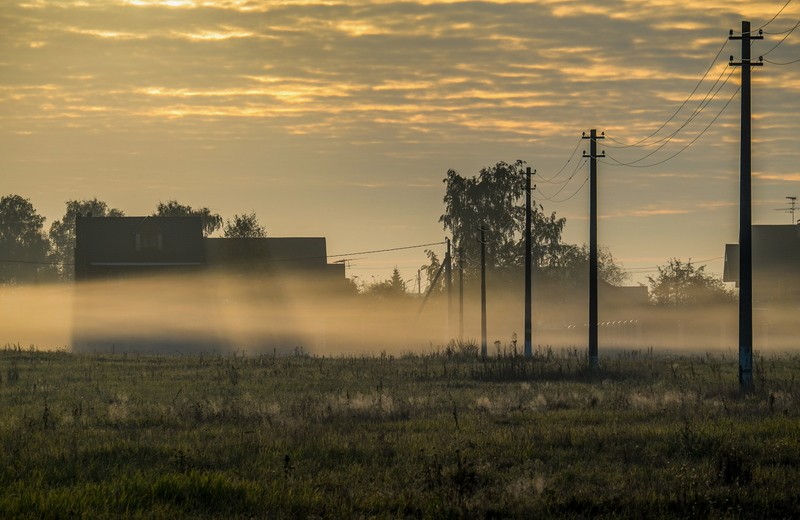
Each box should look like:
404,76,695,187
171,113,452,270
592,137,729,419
73,216,346,353
724,224,800,349
75,216,206,280
75,216,345,281
724,224,800,303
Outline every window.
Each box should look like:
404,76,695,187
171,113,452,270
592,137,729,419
136,232,163,252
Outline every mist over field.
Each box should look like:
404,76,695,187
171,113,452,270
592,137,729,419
1,271,798,355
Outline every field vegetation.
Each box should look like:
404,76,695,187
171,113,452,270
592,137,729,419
1,345,799,518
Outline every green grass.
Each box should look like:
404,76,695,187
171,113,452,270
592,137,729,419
0,346,799,518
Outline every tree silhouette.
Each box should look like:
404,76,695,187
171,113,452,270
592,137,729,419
223,212,267,238
153,200,222,237
647,258,735,306
440,160,565,273
49,199,123,280
364,267,408,299
0,195,53,284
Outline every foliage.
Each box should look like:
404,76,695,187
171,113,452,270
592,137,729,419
420,249,442,294
441,160,566,272
363,267,407,299
549,244,629,286
0,195,54,285
648,258,735,306
223,212,267,238
0,348,799,518
153,200,222,237
48,199,124,280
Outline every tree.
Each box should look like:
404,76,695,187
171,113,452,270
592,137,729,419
49,199,123,280
420,249,442,294
440,160,566,272
647,258,735,306
0,195,53,284
153,200,222,237
364,267,408,299
223,212,267,238
550,244,628,286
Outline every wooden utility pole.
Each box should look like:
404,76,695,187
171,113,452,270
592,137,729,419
445,237,452,340
479,225,488,358
522,167,535,358
583,130,605,369
730,21,763,393
458,247,464,339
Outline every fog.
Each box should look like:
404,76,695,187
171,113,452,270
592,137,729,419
0,272,798,355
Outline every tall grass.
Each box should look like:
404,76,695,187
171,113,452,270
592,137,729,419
0,346,798,518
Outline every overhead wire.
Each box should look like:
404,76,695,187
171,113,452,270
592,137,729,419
757,0,794,31
625,256,723,271
535,137,583,183
533,158,588,201
764,56,800,64
602,82,740,168
0,240,448,268
602,37,731,149
760,19,800,56
603,66,738,168
547,173,590,203
604,65,736,167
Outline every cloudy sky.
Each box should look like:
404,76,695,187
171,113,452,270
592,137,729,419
2,0,799,286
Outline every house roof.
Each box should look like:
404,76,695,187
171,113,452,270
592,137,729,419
724,224,800,283
75,216,206,265
204,237,328,270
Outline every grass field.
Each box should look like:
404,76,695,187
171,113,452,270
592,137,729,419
1,345,799,518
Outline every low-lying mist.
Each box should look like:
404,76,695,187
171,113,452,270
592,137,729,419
1,271,798,355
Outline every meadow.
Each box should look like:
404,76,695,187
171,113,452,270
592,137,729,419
1,345,799,519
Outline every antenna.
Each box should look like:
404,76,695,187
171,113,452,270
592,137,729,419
774,196,797,223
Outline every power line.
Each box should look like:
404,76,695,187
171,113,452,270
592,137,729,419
532,158,588,201
547,174,590,203
764,56,800,64
605,62,734,151
757,0,794,31
761,19,800,55
602,82,740,168
0,240,448,268
536,137,583,183
604,37,731,149
624,256,724,272
328,241,446,258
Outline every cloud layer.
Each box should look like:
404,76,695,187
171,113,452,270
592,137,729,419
2,0,799,281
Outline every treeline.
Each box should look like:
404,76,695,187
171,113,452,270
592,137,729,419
0,195,267,284
0,160,735,308
368,160,734,307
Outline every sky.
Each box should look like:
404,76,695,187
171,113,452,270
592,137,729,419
2,0,800,288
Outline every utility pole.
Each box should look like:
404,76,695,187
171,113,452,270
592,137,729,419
417,268,421,295
775,196,797,223
479,225,488,358
458,247,464,339
583,129,605,369
730,20,763,394
522,167,535,358
445,237,452,340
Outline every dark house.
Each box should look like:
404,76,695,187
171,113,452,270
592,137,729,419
723,224,800,303
73,216,346,353
724,224,800,349
75,216,206,280
205,237,345,282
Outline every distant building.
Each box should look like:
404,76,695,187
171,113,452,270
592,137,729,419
724,224,800,349
75,216,345,282
723,224,800,303
73,216,346,353
75,216,206,280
